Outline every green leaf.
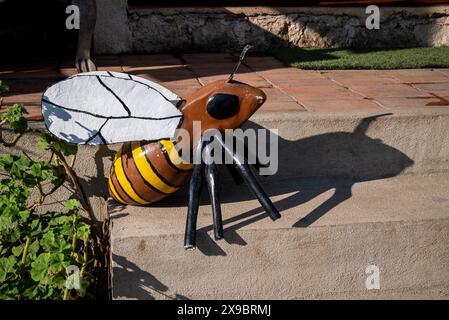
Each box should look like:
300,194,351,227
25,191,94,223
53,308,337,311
77,276,91,297
40,230,56,252
0,154,14,167
0,215,12,233
0,256,17,282
50,253,69,273
30,253,50,283
12,244,24,257
37,136,49,150
28,239,40,254
3,104,28,134
30,163,42,177
76,223,90,241
65,199,80,211
51,138,78,157
0,80,9,94
18,209,29,222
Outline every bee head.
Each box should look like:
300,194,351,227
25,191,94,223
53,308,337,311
180,79,266,135
176,45,266,147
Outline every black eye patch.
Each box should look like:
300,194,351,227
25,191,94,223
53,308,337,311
206,93,240,120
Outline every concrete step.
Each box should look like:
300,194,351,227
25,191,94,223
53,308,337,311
110,172,449,299
4,108,449,299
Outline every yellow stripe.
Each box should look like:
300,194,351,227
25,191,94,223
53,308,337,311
113,148,150,205
108,177,126,204
131,141,178,194
160,140,194,171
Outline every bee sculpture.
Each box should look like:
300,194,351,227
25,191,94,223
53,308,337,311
41,46,281,249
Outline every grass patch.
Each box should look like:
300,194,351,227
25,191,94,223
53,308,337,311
271,47,449,70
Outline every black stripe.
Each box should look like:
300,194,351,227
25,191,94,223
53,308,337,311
85,119,109,144
42,98,182,121
72,73,176,103
139,142,181,188
159,141,193,173
107,71,115,77
124,143,168,196
98,132,107,144
96,75,131,116
111,171,138,205
119,145,153,202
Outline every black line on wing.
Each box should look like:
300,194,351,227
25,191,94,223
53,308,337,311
98,132,107,144
85,119,109,144
107,71,115,77
96,75,131,116
42,99,182,121
72,74,176,102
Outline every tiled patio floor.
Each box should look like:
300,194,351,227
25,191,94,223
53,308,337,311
1,53,449,120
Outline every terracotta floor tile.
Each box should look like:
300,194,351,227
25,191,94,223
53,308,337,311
0,67,62,80
414,82,449,91
323,71,401,86
123,64,184,73
435,69,449,77
130,69,195,83
390,69,449,83
283,85,362,100
232,76,271,88
413,82,449,96
97,66,124,73
244,56,286,70
2,93,42,106
264,69,326,80
301,98,383,112
3,54,449,118
263,88,297,103
181,53,235,64
121,54,182,67
259,101,305,112
375,96,449,109
350,84,431,98
267,79,331,88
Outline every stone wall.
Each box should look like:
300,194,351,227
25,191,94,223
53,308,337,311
94,1,449,54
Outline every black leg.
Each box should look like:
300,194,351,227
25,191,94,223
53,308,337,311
237,134,270,174
234,162,281,221
204,144,224,240
226,164,244,185
218,137,281,221
184,141,205,249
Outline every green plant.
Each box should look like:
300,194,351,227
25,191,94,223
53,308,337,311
0,85,103,299
0,80,9,94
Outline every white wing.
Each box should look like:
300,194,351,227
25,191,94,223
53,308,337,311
41,71,183,144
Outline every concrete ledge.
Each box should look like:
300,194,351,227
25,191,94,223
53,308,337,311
3,108,449,217
245,109,449,179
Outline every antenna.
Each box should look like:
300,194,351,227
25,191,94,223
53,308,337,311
227,45,252,82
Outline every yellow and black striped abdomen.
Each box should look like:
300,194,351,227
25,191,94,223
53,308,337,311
108,140,193,205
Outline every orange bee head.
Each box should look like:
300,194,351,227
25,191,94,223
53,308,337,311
178,45,266,146
180,79,266,133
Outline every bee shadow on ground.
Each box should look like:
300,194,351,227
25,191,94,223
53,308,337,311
148,113,414,256
112,253,189,300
